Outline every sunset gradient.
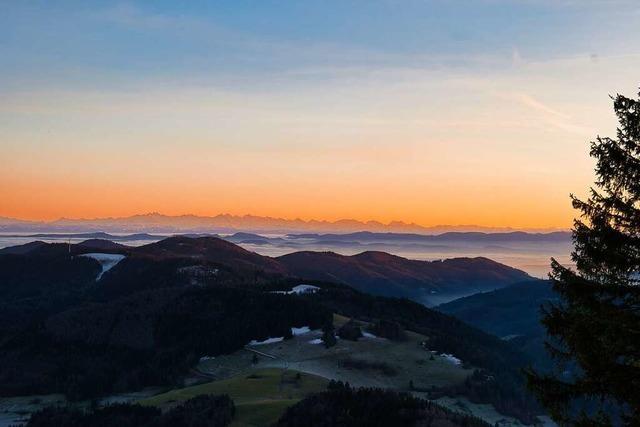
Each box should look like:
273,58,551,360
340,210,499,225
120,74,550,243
2,1,640,228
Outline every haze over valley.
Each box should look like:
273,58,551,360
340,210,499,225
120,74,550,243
0,214,572,278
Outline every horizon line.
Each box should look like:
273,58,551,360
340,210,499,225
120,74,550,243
0,211,571,232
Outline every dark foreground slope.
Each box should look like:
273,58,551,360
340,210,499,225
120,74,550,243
26,394,235,427
275,382,489,427
0,284,329,398
25,385,488,427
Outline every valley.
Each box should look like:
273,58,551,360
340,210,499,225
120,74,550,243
0,235,546,426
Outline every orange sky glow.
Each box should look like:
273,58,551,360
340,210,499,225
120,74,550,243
2,3,639,230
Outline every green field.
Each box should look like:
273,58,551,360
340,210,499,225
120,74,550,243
138,315,475,426
139,368,328,426
332,313,351,327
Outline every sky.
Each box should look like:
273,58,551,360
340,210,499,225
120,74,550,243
1,1,639,228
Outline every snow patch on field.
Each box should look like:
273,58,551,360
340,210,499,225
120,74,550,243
501,334,522,341
308,338,323,345
362,331,380,339
249,326,317,346
441,353,462,365
80,253,125,280
248,337,284,346
292,326,312,336
272,284,320,295
290,284,320,294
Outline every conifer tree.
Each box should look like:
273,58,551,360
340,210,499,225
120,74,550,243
527,90,640,425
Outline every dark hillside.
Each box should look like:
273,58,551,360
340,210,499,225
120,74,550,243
0,236,532,305
275,382,489,427
438,280,555,338
301,282,539,422
0,286,331,398
438,280,557,369
278,251,530,304
132,236,286,274
77,238,128,251
0,240,47,255
0,236,540,420
0,253,99,302
26,394,235,427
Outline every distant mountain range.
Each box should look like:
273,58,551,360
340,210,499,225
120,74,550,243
1,235,532,306
0,213,567,234
0,230,572,278
279,230,571,244
0,230,572,245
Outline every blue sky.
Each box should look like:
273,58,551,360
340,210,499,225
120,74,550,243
1,1,640,226
2,1,637,90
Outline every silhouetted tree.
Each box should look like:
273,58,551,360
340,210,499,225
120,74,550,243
369,319,406,341
26,394,234,427
527,90,640,425
337,320,362,341
274,382,490,427
321,324,337,348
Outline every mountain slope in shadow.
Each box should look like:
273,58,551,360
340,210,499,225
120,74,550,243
277,250,531,305
437,280,558,368
0,236,531,306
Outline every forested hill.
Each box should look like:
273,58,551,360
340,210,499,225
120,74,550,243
437,280,558,369
277,250,529,305
1,235,531,305
275,382,491,427
136,236,532,304
0,237,539,421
